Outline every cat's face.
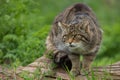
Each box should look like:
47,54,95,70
58,19,93,52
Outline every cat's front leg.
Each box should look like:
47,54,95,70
46,36,67,63
68,54,80,76
46,36,59,56
53,51,68,63
81,53,96,75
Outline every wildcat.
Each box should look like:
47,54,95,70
45,3,102,76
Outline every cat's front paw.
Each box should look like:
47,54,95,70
70,69,80,76
54,51,67,63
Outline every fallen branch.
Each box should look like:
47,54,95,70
0,55,120,80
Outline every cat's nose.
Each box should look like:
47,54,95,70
69,43,75,47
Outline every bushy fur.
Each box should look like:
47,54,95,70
45,3,102,76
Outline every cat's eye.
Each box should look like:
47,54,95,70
63,35,67,39
81,37,88,43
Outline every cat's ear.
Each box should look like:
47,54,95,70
85,21,90,33
58,22,68,30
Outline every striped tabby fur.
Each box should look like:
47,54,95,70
45,3,102,76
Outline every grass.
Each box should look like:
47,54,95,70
0,0,119,79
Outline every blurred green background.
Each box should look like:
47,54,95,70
0,0,119,67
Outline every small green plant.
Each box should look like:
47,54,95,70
63,64,75,80
19,71,34,80
0,0,119,79
56,77,63,80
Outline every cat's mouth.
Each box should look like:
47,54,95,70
67,44,80,51
66,43,77,48
65,42,83,48
69,44,75,47
65,42,85,52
